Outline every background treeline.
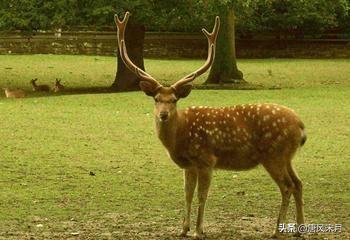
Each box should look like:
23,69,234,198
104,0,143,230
0,0,349,37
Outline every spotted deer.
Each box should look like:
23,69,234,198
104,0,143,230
115,12,306,239
30,78,50,91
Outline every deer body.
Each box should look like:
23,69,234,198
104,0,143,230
115,12,306,239
53,78,64,92
3,88,25,98
160,104,305,171
30,78,50,91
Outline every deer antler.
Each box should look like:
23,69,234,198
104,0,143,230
114,12,161,87
171,16,220,90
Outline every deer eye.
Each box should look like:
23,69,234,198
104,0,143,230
154,98,160,103
171,99,178,103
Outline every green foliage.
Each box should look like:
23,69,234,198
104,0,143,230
237,0,350,34
0,0,349,34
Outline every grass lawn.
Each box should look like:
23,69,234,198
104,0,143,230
0,55,349,239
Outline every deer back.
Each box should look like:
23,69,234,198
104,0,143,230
172,103,305,170
4,88,25,98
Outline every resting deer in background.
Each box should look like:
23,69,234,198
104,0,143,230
53,78,65,92
30,78,50,91
115,12,306,239
3,88,25,98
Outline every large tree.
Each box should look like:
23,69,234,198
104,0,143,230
205,4,244,84
109,1,206,91
111,17,146,91
110,1,247,90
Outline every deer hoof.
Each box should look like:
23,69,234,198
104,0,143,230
193,232,205,239
180,225,190,237
179,230,188,237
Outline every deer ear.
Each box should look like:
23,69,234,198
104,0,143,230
175,84,192,99
139,81,159,97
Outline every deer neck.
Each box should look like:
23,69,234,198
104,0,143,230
155,111,181,151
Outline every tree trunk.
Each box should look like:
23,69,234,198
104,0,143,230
111,21,145,91
205,7,244,84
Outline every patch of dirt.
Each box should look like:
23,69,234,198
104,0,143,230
1,213,348,239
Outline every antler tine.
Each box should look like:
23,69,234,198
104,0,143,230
171,16,220,90
114,12,161,86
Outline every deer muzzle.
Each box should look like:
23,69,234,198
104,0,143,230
159,111,169,122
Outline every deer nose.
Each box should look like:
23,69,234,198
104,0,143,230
159,111,169,121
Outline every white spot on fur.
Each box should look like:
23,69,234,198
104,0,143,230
264,132,272,138
263,115,270,121
276,135,283,142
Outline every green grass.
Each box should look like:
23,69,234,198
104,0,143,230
0,55,349,90
0,55,349,239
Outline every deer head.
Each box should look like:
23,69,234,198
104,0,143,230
114,12,220,122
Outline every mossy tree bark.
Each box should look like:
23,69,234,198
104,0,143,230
205,6,244,84
111,22,146,91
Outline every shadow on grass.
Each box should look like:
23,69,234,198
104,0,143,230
1,83,282,100
3,86,138,99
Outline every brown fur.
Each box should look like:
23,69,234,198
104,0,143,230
3,88,25,98
52,79,65,92
30,79,50,91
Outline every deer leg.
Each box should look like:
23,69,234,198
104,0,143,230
194,168,212,239
276,179,293,237
180,168,197,237
263,163,294,237
287,164,305,233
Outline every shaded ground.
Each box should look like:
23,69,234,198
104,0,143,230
2,213,348,239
